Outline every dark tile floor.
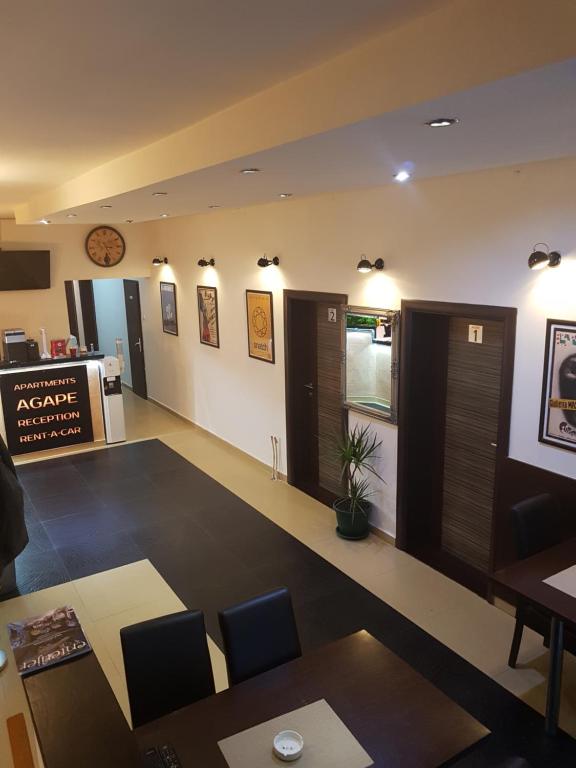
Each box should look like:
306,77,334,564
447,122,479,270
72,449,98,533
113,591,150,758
8,440,576,766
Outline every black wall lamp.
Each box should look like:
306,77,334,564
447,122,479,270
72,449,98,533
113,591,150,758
528,243,561,271
357,255,384,273
198,258,215,267
258,255,280,267
152,257,168,266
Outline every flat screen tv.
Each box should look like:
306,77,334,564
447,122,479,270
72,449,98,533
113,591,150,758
0,250,51,290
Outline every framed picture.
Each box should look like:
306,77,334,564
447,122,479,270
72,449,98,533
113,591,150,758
539,318,576,452
197,285,220,348
246,289,275,363
160,282,178,336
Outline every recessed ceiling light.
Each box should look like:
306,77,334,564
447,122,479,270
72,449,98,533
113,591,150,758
160,213,170,218
278,193,293,199
240,168,261,174
125,219,134,223
393,170,411,182
208,204,222,209
100,204,112,209
39,218,51,225
66,213,77,218
425,117,459,127
152,191,167,197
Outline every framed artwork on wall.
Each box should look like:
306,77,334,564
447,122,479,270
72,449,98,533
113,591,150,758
160,282,178,336
539,318,576,452
246,289,275,363
197,285,220,348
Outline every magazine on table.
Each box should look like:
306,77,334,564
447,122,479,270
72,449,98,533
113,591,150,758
8,605,91,676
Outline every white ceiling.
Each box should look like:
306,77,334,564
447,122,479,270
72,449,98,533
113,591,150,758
0,0,446,215
51,58,576,224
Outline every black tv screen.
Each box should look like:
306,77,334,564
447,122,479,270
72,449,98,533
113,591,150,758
0,251,51,290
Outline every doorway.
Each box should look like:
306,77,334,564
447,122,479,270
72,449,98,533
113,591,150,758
65,278,148,399
284,290,347,505
396,300,516,595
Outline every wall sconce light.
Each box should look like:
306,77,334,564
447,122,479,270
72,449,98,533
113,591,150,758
257,255,280,268
152,257,168,267
528,243,561,271
198,258,215,267
357,255,384,273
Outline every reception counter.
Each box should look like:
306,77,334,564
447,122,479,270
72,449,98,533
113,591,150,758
0,356,107,456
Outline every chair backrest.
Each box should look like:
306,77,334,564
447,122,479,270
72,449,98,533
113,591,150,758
511,493,568,560
120,610,215,728
218,587,302,686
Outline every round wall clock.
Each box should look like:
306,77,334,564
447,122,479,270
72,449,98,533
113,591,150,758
85,226,126,267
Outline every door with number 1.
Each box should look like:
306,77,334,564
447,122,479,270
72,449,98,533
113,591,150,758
123,280,147,400
397,301,516,595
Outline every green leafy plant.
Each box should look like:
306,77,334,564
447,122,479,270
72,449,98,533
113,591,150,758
336,424,383,520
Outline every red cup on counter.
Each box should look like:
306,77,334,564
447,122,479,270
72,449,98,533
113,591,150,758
69,347,77,358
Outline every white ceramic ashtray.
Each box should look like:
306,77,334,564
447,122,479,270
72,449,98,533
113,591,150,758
273,730,304,762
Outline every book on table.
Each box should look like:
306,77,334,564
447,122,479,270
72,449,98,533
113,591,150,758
8,605,91,676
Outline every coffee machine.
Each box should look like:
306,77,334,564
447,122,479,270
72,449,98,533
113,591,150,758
2,329,28,363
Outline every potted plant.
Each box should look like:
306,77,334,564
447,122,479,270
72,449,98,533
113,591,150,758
333,424,383,540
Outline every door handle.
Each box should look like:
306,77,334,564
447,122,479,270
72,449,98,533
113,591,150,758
490,442,497,448
135,337,142,351
303,383,314,390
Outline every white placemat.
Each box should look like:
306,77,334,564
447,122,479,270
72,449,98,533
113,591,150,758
217,699,373,768
544,564,576,598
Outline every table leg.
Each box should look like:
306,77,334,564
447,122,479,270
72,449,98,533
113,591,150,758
545,616,564,736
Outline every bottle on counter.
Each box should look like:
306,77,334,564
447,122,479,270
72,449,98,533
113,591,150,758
67,335,79,359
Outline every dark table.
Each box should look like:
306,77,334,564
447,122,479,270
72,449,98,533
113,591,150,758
24,630,489,768
493,538,576,736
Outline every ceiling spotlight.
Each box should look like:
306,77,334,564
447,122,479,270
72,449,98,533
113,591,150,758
66,213,77,218
160,213,170,218
100,204,112,209
208,205,222,209
240,168,261,175
198,258,215,267
393,170,411,183
257,255,280,268
39,218,51,225
528,243,561,271
125,219,134,224
278,193,293,199
357,256,384,273
425,118,459,127
152,191,167,197
152,257,169,267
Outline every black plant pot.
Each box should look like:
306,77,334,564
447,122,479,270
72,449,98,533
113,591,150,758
333,498,371,540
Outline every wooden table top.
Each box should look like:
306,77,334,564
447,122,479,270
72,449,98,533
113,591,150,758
136,630,489,768
493,537,576,624
23,630,489,768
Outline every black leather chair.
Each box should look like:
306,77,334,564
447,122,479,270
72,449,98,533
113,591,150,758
120,610,215,727
218,587,302,685
508,493,573,668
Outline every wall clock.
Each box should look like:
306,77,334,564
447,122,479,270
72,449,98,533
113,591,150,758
85,226,126,267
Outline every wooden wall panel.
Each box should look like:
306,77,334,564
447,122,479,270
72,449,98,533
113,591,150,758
316,302,345,497
441,317,504,571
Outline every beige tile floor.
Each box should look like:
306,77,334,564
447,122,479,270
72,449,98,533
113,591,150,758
0,560,228,768
3,392,576,764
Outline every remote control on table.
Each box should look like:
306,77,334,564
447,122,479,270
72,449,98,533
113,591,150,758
159,744,182,767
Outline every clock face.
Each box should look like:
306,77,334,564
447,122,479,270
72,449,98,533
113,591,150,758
85,226,126,267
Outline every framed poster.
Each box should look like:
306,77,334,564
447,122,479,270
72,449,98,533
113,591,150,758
246,289,275,363
539,319,576,452
160,282,178,335
197,285,220,348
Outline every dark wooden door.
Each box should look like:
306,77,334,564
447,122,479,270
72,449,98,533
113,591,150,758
440,317,504,572
397,301,516,595
123,280,147,399
285,291,346,505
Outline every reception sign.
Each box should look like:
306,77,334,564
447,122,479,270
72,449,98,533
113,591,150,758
0,365,94,455
246,290,275,363
539,319,576,453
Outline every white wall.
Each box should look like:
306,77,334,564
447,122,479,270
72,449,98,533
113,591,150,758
92,279,132,386
139,156,576,538
0,220,153,340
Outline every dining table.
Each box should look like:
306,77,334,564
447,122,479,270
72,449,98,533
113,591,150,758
23,629,490,767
